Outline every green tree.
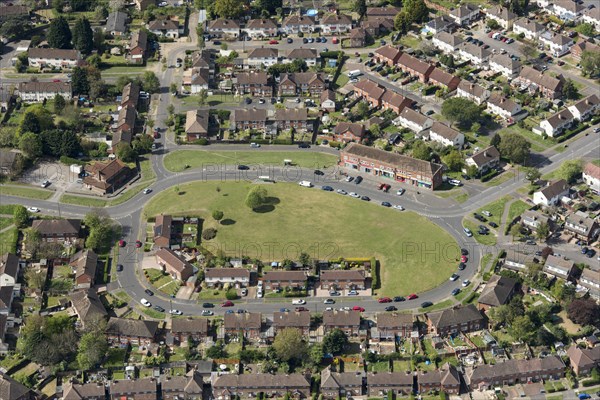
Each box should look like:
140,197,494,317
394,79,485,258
308,343,323,367
93,28,106,55
77,332,108,370
115,142,137,162
53,94,66,114
404,0,429,23
486,19,500,30
352,0,367,17
13,206,30,229
206,340,227,359
71,67,89,94
510,223,521,240
40,129,81,157
20,112,40,134
198,89,208,107
442,149,464,172
225,288,238,300
567,298,600,326
558,159,583,184
562,79,580,100
84,211,120,253
19,132,43,159
577,23,595,37
356,102,370,119
522,166,541,183
299,252,311,267
47,16,72,49
490,133,501,148
441,97,481,129
142,71,161,93
536,222,549,241
72,17,93,54
170,83,177,94
411,140,431,160
509,315,536,342
273,328,307,361
214,0,243,19
394,11,411,34
245,186,268,211
498,133,531,165
322,329,348,355
212,210,224,224
580,50,600,78
256,0,282,14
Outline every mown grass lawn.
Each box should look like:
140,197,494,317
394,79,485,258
0,205,18,214
463,219,497,246
145,181,459,296
0,226,18,254
507,200,531,223
0,217,14,231
1,185,53,200
476,195,512,226
163,150,339,172
60,194,108,207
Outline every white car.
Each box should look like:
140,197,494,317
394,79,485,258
449,274,459,282
349,192,360,198
393,205,405,211
340,306,351,311
462,280,471,287
448,179,462,186
143,188,152,194
141,298,151,307
40,180,50,188
325,307,333,311
348,290,358,296
170,309,183,315
27,207,40,213
291,299,306,305
336,189,347,195
482,211,492,217
396,189,405,195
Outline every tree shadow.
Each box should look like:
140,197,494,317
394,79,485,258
264,196,280,205
221,219,236,226
178,191,186,196
253,205,275,213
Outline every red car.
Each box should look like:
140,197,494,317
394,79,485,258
407,294,418,300
118,240,126,247
269,40,279,44
221,301,234,307
352,306,365,312
135,240,142,248
461,255,468,263
377,297,392,303
53,79,61,82
295,307,309,311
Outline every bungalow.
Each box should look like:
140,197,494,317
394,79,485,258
282,15,316,34
375,312,414,340
373,45,402,66
513,18,546,41
185,109,210,142
28,48,80,70
286,48,319,67
381,91,413,114
465,145,500,173
456,81,490,105
532,179,570,207
543,254,575,280
106,317,159,346
577,268,600,299
155,248,194,282
272,311,311,335
333,122,365,143
394,108,433,134
0,254,20,290
418,363,461,394
247,47,279,68
278,72,326,97
121,82,140,108
449,3,480,25
83,159,134,195
323,310,361,336
62,381,106,400
503,249,535,272
458,42,491,65
485,6,517,29
69,249,98,290
432,32,463,54
514,66,564,99
110,378,158,400
367,372,413,396
425,15,455,34
540,32,574,57
212,374,311,399
582,162,600,194
127,30,147,64
348,27,369,48
243,19,278,38
32,219,80,243
320,269,366,290
232,108,268,131
521,210,549,231
170,317,210,344
234,72,271,97
477,275,518,311
321,89,336,112
205,268,250,287
581,7,600,30
467,356,564,390
274,108,310,131
262,271,307,290
320,368,363,399
69,289,107,329
489,53,521,78
340,142,444,190
429,121,465,148
207,19,240,38
486,93,522,120
397,53,434,83
320,14,353,34
18,81,71,103
539,108,575,137
428,68,461,92
567,94,600,121
148,18,179,39
566,345,600,376
353,79,386,107
564,210,599,244
223,312,263,340
426,304,486,336
551,0,584,21
105,11,128,36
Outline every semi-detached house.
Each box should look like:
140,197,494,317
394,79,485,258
540,32,574,57
394,108,433,133
428,121,464,148
212,374,311,400
577,268,600,299
375,312,414,340
514,66,564,99
320,269,366,290
286,48,319,67
231,108,268,131
207,19,240,38
234,72,271,97
582,162,600,194
367,372,413,396
567,94,600,121
532,179,569,207
458,42,491,65
397,53,434,83
272,311,311,335
223,312,263,340
551,0,584,21
106,317,159,346
243,18,278,38
374,45,402,66
205,268,251,287
320,368,363,399
262,271,307,290
426,304,486,336
456,81,490,105
448,3,480,25
465,145,500,173
485,6,516,29
486,93,522,120
539,108,574,137
543,254,575,280
282,15,316,34
320,14,353,34
432,32,463,53
353,79,386,107
323,310,361,336
247,47,279,68
428,68,461,92
564,210,599,244
489,53,521,78
513,18,546,41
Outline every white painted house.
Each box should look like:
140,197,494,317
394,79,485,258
486,93,522,120
539,108,575,137
489,53,521,78
456,81,490,105
513,19,546,41
432,32,463,53
247,47,279,68
533,179,570,207
394,108,433,133
540,32,574,57
28,48,80,70
18,81,72,103
205,268,251,288
428,122,464,148
567,94,600,121
582,162,600,194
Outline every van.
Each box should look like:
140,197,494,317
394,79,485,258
298,181,313,188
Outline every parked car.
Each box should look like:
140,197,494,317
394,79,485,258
463,227,473,237
268,40,279,44
143,188,152,194
458,262,466,270
421,301,433,308
348,290,359,296
352,306,365,312
336,189,347,195
393,205,405,211
154,305,165,312
461,248,469,255
324,298,335,304
27,207,40,213
295,307,309,311
354,176,363,184
41,180,51,188
141,298,151,307
462,279,470,287
451,288,460,296
202,302,214,308
118,240,126,247
449,273,459,281
201,310,213,316
280,308,290,312
407,293,418,300
378,297,392,303
460,255,468,263
221,301,234,307
384,306,397,311
397,188,405,195
136,240,142,248
394,296,405,302
349,192,360,198
381,201,392,207
292,299,306,305
489,222,498,228
321,185,334,191
287,38,293,43
345,176,354,182
361,196,370,201
170,309,182,315
586,249,596,258
116,264,123,272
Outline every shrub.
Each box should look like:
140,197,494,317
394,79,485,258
194,138,209,145
202,228,217,240
225,288,238,300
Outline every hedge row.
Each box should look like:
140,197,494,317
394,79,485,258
557,123,588,143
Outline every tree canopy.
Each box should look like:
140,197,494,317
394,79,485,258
441,97,481,129
72,17,93,55
214,0,244,19
562,79,580,100
322,328,348,355
272,328,307,362
245,186,268,211
580,50,600,78
498,133,530,165
411,140,432,161
567,298,600,327
558,159,582,184
47,16,72,49
142,71,161,93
